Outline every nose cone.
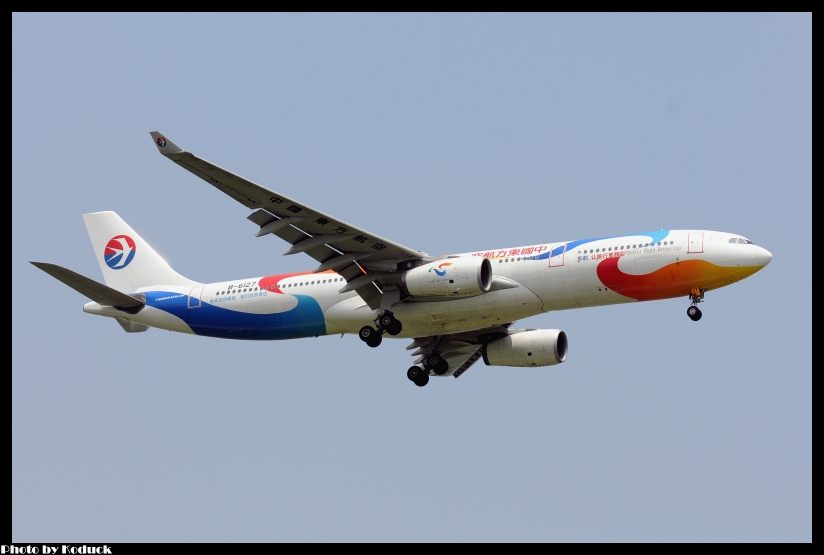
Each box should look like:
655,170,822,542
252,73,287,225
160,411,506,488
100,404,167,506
755,246,773,267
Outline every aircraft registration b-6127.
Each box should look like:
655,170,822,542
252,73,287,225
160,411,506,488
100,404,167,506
31,132,773,387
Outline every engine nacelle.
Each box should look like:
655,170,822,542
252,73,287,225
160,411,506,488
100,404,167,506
483,329,568,367
401,258,492,298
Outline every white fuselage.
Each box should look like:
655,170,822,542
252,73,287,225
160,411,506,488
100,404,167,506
84,229,772,340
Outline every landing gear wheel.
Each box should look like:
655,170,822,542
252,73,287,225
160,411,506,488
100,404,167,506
425,354,442,369
687,306,702,321
360,325,382,347
385,320,402,336
433,358,449,375
379,312,403,336
424,354,449,376
359,325,377,342
407,366,424,382
414,373,430,387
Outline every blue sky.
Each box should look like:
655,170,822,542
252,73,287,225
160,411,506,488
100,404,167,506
12,13,811,541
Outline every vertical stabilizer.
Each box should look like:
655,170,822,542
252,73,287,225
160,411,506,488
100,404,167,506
82,211,200,292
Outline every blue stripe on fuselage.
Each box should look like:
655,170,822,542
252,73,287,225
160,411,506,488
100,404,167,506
144,291,327,340
533,231,673,259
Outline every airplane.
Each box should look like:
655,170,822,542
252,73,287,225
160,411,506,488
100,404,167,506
31,132,773,387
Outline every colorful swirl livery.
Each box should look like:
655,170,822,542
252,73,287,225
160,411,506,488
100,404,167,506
30,132,772,387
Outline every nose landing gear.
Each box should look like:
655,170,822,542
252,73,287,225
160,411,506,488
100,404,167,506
687,287,705,321
358,311,403,348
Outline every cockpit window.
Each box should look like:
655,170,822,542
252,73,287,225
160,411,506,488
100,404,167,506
730,237,754,245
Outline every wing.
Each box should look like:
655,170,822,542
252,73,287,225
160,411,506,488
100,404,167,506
406,323,514,378
149,132,429,309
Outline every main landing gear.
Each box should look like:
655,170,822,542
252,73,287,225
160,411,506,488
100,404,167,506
358,311,403,348
687,287,706,321
406,353,448,388
424,353,449,376
407,366,429,387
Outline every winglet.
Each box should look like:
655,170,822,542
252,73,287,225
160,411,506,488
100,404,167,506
149,131,185,156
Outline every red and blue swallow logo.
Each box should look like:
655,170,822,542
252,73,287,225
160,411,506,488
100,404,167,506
429,262,453,276
156,137,167,147
104,235,136,269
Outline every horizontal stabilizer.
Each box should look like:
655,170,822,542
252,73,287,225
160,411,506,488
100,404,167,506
30,262,145,309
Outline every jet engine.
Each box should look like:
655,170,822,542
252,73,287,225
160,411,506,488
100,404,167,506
401,258,492,298
482,329,568,367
